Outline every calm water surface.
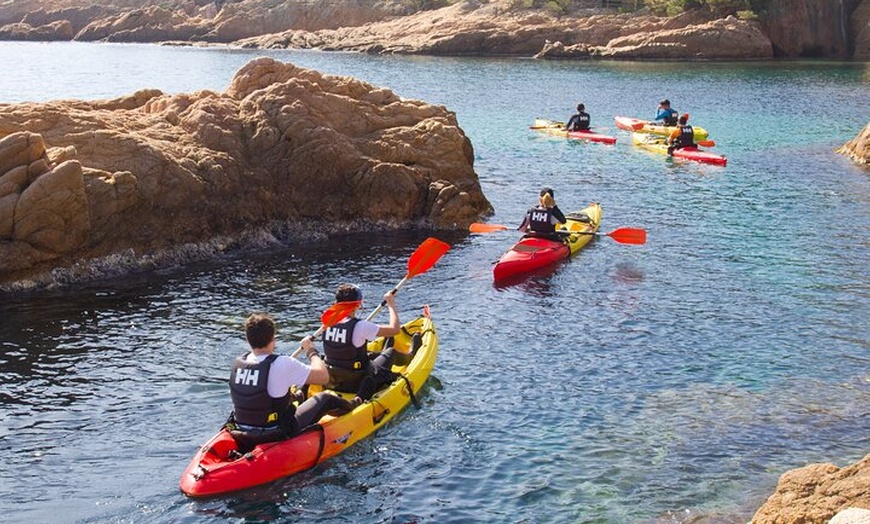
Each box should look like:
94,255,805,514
1,42,869,523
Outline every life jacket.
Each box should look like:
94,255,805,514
528,206,556,234
675,125,694,147
570,112,590,131
323,317,370,371
229,353,294,429
663,108,678,126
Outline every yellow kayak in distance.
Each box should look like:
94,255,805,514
615,115,710,141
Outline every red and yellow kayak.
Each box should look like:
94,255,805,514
531,118,617,145
615,115,709,141
179,311,437,497
631,133,727,166
493,203,602,283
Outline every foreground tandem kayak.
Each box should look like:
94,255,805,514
531,118,617,145
631,133,727,166
493,202,602,283
615,115,709,141
179,311,437,497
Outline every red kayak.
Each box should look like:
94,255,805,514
631,133,727,166
531,119,616,145
493,203,602,283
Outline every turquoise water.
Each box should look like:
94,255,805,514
0,42,868,523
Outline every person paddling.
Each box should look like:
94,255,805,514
565,103,591,131
227,313,353,452
518,187,567,239
666,113,695,156
652,98,679,126
319,284,407,407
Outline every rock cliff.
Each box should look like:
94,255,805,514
838,123,870,165
0,0,867,59
752,453,870,523
0,57,490,291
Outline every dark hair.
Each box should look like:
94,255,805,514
245,313,275,349
540,187,554,198
335,283,363,303
679,114,689,124
577,103,585,111
659,99,670,106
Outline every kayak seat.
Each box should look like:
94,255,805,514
229,427,287,455
566,212,592,223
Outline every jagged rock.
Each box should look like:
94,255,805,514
0,20,74,41
838,123,870,165
594,16,772,59
0,57,490,290
852,0,870,60
752,454,870,523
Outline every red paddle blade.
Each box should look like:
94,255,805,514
320,301,360,327
407,237,450,278
469,223,509,233
631,121,647,130
607,227,647,245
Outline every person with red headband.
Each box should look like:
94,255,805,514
317,284,404,407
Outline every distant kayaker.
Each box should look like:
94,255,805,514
227,313,353,451
653,99,679,126
565,103,591,131
666,113,695,155
319,284,407,407
518,187,567,238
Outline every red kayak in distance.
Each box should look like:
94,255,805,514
631,133,727,166
530,118,617,145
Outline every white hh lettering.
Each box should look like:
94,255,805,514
532,211,548,222
235,368,260,386
324,327,347,344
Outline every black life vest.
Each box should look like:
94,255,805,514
569,112,590,131
663,108,678,126
229,353,295,429
528,206,556,234
322,317,370,371
676,125,694,147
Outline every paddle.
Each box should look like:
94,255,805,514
469,223,646,245
290,301,363,358
366,237,451,320
696,139,716,147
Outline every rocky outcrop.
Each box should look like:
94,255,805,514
838,123,870,165
0,57,490,291
239,3,773,59
762,0,854,57
536,14,771,60
752,454,870,523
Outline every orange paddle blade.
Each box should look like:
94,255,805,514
607,227,647,245
697,139,715,147
469,223,509,233
407,237,450,278
631,121,647,130
320,301,360,327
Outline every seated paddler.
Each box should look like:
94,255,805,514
517,187,567,240
227,313,352,452
320,284,406,407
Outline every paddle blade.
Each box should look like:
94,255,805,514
631,121,647,130
406,237,450,278
320,301,360,327
606,227,647,245
697,139,715,147
469,223,509,233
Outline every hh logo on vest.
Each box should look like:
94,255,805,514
531,211,548,222
324,326,348,344
234,368,259,386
